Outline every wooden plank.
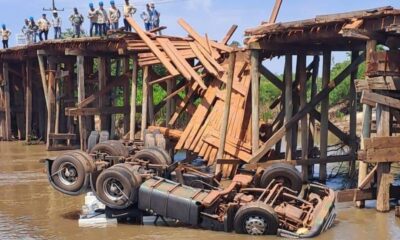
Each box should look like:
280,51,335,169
48,133,78,140
355,76,400,91
358,165,378,190
361,91,400,110
259,65,284,90
216,52,236,173
336,189,374,203
158,38,207,90
25,60,32,142
249,127,286,163
168,82,199,126
125,17,179,76
309,110,350,145
76,56,87,150
251,50,260,155
2,62,11,141
221,25,238,45
37,53,49,110
320,51,331,182
130,54,138,141
365,147,400,163
194,41,225,73
189,42,219,77
268,0,283,23
141,66,149,140
284,55,293,160
376,173,394,212
298,53,308,181
364,136,400,149
46,62,57,149
66,107,130,116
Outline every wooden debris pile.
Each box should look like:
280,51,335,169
124,18,253,172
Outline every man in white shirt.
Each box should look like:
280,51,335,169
1,24,11,49
88,3,98,37
52,11,62,39
69,8,84,38
123,0,136,32
38,14,50,41
108,0,121,30
97,1,109,36
140,11,150,31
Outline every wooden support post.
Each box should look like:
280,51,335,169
2,62,11,141
349,51,359,177
46,61,57,149
65,61,75,144
376,173,394,212
77,56,87,150
123,58,130,135
25,60,32,142
98,57,108,131
251,50,260,155
298,53,309,181
141,66,149,140
130,55,138,141
357,40,376,208
166,78,174,127
308,56,319,178
320,51,331,182
148,75,155,126
216,52,236,173
284,55,293,160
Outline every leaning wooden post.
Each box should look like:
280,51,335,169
251,50,260,155
141,66,150,140
129,54,138,141
349,51,359,177
284,54,293,161
298,53,309,181
357,40,376,208
77,56,87,150
123,58,130,135
216,51,236,174
2,62,11,141
46,60,57,149
25,60,32,142
320,51,331,182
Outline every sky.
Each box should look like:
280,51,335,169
1,0,400,72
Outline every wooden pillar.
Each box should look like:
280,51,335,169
98,57,108,131
148,73,155,126
123,58,130,135
298,53,308,181
2,62,11,141
251,50,260,155
77,56,86,150
216,52,236,173
25,60,32,142
129,55,138,141
357,40,376,208
308,56,319,178
320,51,331,182
349,51,359,176
284,55,293,160
46,61,57,149
141,66,149,140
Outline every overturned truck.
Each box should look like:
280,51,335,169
45,138,335,238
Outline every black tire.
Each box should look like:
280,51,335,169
132,148,168,165
234,202,279,235
259,163,303,194
96,165,142,209
147,147,172,165
90,140,129,157
51,151,94,192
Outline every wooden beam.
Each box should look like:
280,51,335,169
320,51,331,182
284,55,293,161
25,60,32,142
221,25,238,45
189,42,219,77
309,110,350,145
216,52,236,173
77,56,86,150
259,65,284,90
358,165,378,190
251,50,260,155
298,53,308,181
349,51,359,176
355,76,400,91
376,173,394,212
37,53,49,109
268,0,283,23
130,54,138,141
125,17,180,76
141,66,149,140
361,91,400,110
2,62,11,140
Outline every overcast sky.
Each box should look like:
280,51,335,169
2,0,400,72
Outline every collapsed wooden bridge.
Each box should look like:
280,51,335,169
0,6,399,212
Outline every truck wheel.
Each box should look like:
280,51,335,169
147,147,172,165
51,151,94,193
234,202,279,235
259,163,302,194
96,165,141,209
90,140,129,157
132,148,169,165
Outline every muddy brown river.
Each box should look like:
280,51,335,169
0,142,399,240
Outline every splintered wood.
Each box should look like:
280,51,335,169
123,18,253,175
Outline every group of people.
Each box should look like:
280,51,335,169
1,0,161,49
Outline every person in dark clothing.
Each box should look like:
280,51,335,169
1,24,11,49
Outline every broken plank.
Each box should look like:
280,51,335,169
221,25,238,45
125,17,179,76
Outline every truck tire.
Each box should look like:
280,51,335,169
234,202,279,235
147,147,172,165
51,151,94,193
259,163,302,194
96,165,142,209
90,140,129,158
132,148,169,165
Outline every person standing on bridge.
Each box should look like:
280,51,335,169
38,14,50,41
140,11,150,31
123,0,136,32
149,3,160,30
69,8,84,38
108,0,121,30
97,1,109,36
88,3,99,37
22,19,34,44
28,17,39,43
1,25,11,49
52,11,62,39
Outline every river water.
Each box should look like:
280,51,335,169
0,142,399,240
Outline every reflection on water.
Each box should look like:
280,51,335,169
0,142,399,240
